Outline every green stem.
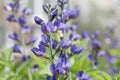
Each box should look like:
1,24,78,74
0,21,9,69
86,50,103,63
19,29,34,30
49,33,54,63
20,28,26,55
28,68,32,80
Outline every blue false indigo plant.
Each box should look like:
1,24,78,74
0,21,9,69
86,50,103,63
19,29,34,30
81,30,103,68
104,27,120,75
5,0,37,61
31,0,89,79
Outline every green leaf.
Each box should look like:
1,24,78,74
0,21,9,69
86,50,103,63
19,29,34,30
17,60,30,75
91,74,105,80
79,38,89,47
77,51,90,61
110,48,120,55
100,71,112,80
1,47,12,62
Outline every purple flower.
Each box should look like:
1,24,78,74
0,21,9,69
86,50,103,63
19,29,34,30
47,22,54,32
27,36,37,44
76,71,91,80
42,4,49,13
22,8,32,15
106,54,116,64
32,64,39,72
93,61,98,69
70,6,80,18
93,30,100,37
98,50,105,56
21,55,30,62
63,6,71,20
50,9,58,21
58,23,66,30
13,44,21,53
58,53,71,69
111,40,118,48
4,3,16,11
21,25,31,33
46,75,51,80
76,71,83,78
88,55,93,61
34,16,44,25
108,67,118,75
39,34,50,47
91,39,101,49
50,63,64,76
60,39,71,49
7,14,16,22
69,33,80,41
82,30,91,38
46,75,57,80
50,53,71,76
54,18,61,27
52,39,58,49
18,16,27,25
71,44,84,54
31,44,46,57
9,32,19,40
41,23,51,34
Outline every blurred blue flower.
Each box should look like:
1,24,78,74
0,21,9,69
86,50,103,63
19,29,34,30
60,39,71,49
32,64,39,72
21,25,31,33
91,39,101,48
27,36,37,45
7,14,16,22
93,30,100,37
69,33,80,41
70,6,80,18
18,16,27,25
22,8,32,15
71,44,84,54
9,32,19,41
76,71,91,80
13,44,21,53
46,75,51,80
4,3,16,11
21,55,30,62
82,30,91,38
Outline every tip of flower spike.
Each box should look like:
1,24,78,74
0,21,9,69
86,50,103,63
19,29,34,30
34,16,44,25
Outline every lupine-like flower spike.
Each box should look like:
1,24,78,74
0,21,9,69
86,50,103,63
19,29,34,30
81,30,105,68
31,0,87,79
5,0,37,62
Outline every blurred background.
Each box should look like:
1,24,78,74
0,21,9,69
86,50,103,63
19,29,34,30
0,0,120,48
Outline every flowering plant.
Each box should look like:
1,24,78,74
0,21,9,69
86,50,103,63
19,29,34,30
1,0,120,80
